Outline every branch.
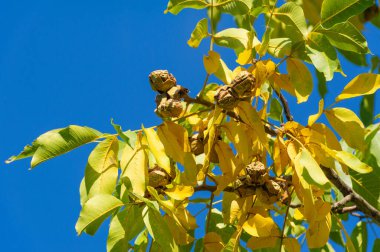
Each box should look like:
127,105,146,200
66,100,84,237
274,89,293,121
321,166,380,225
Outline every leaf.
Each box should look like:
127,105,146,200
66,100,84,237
320,0,373,29
325,107,365,150
268,38,292,58
306,32,342,81
121,135,148,196
223,121,253,165
336,73,380,101
188,18,209,48
142,205,178,251
165,0,209,15
165,185,194,200
216,0,252,16
247,237,278,250
296,148,330,188
373,239,380,252
351,221,367,252
269,98,283,122
204,51,221,74
320,145,372,174
360,94,375,127
111,119,136,148
235,101,268,150
7,125,101,168
214,58,233,84
164,215,194,245
143,126,172,174
76,194,124,235
317,21,369,54
273,2,308,41
107,206,145,252
308,99,324,126
306,213,332,249
283,238,301,252
243,214,280,237
287,58,313,103
204,232,224,252
258,27,272,57
316,69,328,99
83,137,119,201
213,28,250,52
134,231,148,252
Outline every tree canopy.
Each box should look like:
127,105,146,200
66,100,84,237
6,0,380,251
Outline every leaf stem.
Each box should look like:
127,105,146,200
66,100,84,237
279,188,294,251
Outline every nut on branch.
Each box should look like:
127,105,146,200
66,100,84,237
155,96,183,118
246,161,269,185
148,165,172,188
230,70,256,97
214,86,239,110
149,70,177,93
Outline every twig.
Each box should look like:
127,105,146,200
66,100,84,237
331,194,353,212
321,166,380,225
279,189,294,251
274,89,293,121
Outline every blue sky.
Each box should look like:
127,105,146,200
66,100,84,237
0,1,379,251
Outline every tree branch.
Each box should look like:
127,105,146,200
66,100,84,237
274,89,293,121
321,166,380,225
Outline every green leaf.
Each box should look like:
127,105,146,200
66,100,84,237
214,58,233,84
269,98,283,122
351,221,367,252
320,0,373,29
306,32,342,81
213,28,250,52
267,38,292,58
6,125,101,168
76,194,124,235
208,208,236,244
134,230,148,252
316,69,328,99
142,206,179,251
165,0,209,15
373,239,380,252
82,137,119,201
258,27,273,57
339,49,368,66
107,206,145,252
216,0,252,15
360,94,375,127
273,2,308,42
317,21,369,54
188,18,209,48
111,119,136,148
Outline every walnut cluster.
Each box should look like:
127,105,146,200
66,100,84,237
233,161,285,204
214,71,256,110
149,70,188,118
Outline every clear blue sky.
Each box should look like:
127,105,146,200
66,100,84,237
0,1,379,251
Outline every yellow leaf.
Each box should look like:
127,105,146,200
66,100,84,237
235,101,269,150
320,144,373,173
174,206,198,230
273,136,289,176
287,58,313,103
214,58,233,84
302,184,316,222
236,48,252,65
143,126,171,174
165,185,194,200
247,237,278,250
243,214,280,237
273,73,296,97
336,73,380,101
297,148,330,188
214,140,243,194
204,232,224,252
222,121,253,165
222,192,238,224
325,108,365,151
293,208,304,220
121,135,148,196
203,51,221,74
164,215,194,245
229,196,254,224
306,213,331,249
308,99,324,126
336,217,357,252
254,61,269,87
283,238,301,252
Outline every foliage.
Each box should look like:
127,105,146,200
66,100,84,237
6,0,380,251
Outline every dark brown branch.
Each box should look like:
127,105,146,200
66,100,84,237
321,166,380,225
274,89,293,121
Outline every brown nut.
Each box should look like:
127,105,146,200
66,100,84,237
189,133,204,156
167,85,189,100
265,180,282,196
231,71,256,97
156,98,183,118
149,70,177,93
148,165,172,188
214,86,239,110
246,161,268,185
256,187,279,205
